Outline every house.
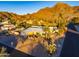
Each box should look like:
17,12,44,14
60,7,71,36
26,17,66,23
0,20,16,31
21,26,59,36
10,31,20,35
1,24,15,30
1,21,9,25
21,26,44,36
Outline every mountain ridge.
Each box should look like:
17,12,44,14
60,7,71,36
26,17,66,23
0,2,79,27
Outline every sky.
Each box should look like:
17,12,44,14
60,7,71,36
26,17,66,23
0,1,79,15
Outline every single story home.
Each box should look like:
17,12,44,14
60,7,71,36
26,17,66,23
21,26,44,36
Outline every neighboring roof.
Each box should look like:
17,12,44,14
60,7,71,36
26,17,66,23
21,26,44,35
60,23,79,57
75,25,79,32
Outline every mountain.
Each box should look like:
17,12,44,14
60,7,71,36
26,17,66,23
0,2,79,27
32,2,74,22
73,6,79,16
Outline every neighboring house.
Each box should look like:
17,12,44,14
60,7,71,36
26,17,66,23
1,24,15,30
21,26,44,36
1,26,8,30
1,21,9,25
0,20,15,31
21,26,59,36
10,31,20,35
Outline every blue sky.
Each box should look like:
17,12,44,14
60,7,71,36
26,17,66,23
0,1,79,15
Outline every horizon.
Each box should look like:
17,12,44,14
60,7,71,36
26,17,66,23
0,1,79,15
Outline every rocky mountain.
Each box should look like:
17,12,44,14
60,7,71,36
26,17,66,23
0,2,79,27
